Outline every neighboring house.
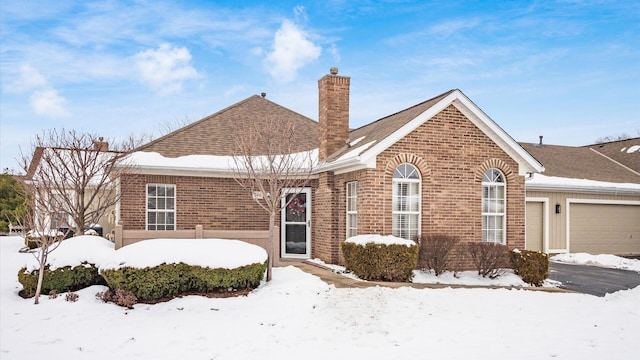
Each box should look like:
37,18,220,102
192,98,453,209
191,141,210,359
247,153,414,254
521,138,640,256
24,141,120,237
115,68,544,268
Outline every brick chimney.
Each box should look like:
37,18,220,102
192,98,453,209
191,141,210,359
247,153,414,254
93,137,109,151
318,67,350,161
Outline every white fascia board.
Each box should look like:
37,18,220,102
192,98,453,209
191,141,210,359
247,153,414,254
355,89,544,176
357,91,461,166
451,94,544,175
131,166,319,179
526,183,640,195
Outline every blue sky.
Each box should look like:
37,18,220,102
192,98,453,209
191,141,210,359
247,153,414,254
1,0,639,172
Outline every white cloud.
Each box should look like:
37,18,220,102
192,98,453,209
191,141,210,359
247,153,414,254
133,43,199,94
264,20,321,82
30,88,70,117
7,64,70,117
9,64,48,93
294,5,308,23
328,43,341,62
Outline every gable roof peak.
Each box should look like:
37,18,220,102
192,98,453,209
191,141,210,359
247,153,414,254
135,94,319,158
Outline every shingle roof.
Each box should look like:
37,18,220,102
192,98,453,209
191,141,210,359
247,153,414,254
586,137,640,173
137,95,319,157
520,142,640,184
327,90,456,161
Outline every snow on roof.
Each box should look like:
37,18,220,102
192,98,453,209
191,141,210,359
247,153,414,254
126,150,318,172
624,145,640,154
23,235,115,272
101,239,267,271
527,173,640,192
345,234,416,247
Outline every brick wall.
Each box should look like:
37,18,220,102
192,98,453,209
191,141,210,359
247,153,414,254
316,104,526,269
120,174,270,231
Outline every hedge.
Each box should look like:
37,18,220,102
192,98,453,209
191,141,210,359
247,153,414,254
342,242,418,282
511,250,549,286
100,261,267,302
18,263,106,297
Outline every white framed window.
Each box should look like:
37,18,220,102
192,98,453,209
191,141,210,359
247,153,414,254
146,184,176,230
346,181,357,238
482,168,506,244
392,163,421,241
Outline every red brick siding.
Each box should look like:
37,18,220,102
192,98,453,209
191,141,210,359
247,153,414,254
313,104,526,269
318,74,350,161
120,174,270,231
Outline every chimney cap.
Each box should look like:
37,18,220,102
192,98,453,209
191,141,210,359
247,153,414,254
329,67,338,75
261,92,266,98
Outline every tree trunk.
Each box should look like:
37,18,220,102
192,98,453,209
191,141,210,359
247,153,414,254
267,212,275,282
34,249,47,305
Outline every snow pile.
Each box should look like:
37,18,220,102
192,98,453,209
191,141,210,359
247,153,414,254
23,235,115,272
623,145,639,153
552,253,640,272
345,234,416,247
101,239,267,270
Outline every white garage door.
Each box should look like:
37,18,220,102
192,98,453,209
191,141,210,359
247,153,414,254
526,202,544,252
570,203,640,255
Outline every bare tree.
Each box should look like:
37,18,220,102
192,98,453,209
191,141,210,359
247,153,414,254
595,132,632,144
14,179,67,304
20,129,140,234
231,117,316,281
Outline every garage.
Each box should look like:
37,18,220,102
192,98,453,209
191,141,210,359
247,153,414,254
569,202,640,255
525,201,544,252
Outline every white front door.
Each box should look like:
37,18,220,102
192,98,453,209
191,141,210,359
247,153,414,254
281,188,311,259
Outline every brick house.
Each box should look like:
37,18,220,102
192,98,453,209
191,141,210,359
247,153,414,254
115,68,544,267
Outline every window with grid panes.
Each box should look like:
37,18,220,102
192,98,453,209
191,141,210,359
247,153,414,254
146,184,176,230
482,168,505,244
346,181,357,238
392,164,421,241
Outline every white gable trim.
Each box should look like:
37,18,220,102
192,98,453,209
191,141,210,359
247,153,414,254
342,90,543,175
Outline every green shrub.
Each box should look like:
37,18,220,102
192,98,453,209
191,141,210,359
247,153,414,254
100,261,267,302
18,263,106,297
511,250,549,286
341,242,418,282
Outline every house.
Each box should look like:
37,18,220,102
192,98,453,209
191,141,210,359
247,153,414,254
521,138,640,256
115,68,546,268
23,139,121,238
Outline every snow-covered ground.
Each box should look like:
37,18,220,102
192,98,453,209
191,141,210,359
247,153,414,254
552,253,640,273
1,236,639,359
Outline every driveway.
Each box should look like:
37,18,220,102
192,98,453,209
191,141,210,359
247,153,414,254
549,261,640,296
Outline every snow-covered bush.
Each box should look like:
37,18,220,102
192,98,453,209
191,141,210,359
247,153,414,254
511,249,548,286
99,239,268,302
416,234,460,276
100,263,267,302
18,236,114,297
18,263,106,297
342,235,418,282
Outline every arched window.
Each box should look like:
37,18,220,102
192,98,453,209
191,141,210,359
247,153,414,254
392,163,421,240
482,168,505,244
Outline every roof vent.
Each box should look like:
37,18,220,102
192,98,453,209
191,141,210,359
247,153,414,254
261,92,266,98
330,67,338,75
539,135,543,146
